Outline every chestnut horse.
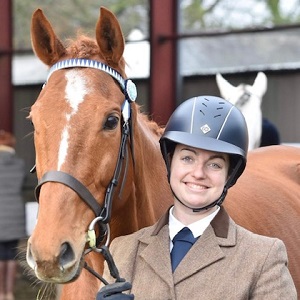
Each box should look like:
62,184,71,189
26,7,172,299
225,145,300,297
27,7,300,300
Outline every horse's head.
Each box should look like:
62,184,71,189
216,72,267,150
27,7,138,283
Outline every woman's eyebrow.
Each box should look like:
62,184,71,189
209,154,226,161
180,147,197,154
180,148,226,161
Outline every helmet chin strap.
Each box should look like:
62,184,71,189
170,186,228,212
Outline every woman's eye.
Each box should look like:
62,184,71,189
182,156,193,163
103,115,119,130
209,162,221,169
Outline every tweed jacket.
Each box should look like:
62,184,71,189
103,206,297,300
0,148,26,241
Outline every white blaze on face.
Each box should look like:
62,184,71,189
57,70,89,170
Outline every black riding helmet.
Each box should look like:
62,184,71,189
159,95,249,211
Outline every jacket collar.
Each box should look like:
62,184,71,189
151,205,230,238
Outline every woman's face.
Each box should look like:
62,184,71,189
170,144,229,215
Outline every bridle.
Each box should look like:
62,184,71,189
32,58,137,283
235,85,251,108
234,85,261,109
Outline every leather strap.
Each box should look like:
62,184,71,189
35,170,102,216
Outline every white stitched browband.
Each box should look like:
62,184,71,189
47,58,125,89
46,58,137,103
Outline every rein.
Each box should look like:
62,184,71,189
33,58,137,283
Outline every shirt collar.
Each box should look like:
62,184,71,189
169,206,220,240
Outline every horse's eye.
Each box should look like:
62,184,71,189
104,115,119,130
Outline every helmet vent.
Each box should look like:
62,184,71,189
214,114,221,118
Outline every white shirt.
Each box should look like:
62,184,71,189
169,206,220,251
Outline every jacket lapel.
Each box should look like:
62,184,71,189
137,206,237,286
174,207,237,283
173,226,225,283
139,224,175,288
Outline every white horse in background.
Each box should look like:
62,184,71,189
216,72,267,151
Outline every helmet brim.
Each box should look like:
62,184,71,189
161,131,246,158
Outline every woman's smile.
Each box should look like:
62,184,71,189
184,181,208,191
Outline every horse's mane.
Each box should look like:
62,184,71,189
136,105,165,136
65,34,126,73
66,35,100,58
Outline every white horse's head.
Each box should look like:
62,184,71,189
216,72,267,151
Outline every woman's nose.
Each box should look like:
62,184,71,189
191,164,206,178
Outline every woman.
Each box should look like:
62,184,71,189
97,96,297,299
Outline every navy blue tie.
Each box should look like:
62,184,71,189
171,227,197,272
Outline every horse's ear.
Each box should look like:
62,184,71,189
216,73,237,102
252,72,267,99
95,7,125,66
31,9,66,66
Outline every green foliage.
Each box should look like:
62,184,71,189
13,0,148,50
13,0,300,50
180,0,300,32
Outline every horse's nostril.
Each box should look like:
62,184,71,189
59,242,75,267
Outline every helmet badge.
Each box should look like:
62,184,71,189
200,124,211,134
